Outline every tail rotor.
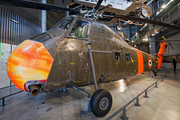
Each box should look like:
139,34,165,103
162,36,174,55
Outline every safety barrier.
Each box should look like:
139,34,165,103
107,71,170,120
0,90,23,107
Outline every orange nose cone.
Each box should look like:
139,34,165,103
6,40,53,91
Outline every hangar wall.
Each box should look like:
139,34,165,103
3,0,42,27
0,0,67,89
162,33,180,70
0,6,42,88
2,0,66,31
0,6,42,44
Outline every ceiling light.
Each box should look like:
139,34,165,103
167,0,174,6
162,5,166,9
156,11,160,15
152,34,155,36
143,38,148,41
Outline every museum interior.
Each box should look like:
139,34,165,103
0,0,180,120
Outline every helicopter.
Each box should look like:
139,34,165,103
2,0,178,117
6,15,168,117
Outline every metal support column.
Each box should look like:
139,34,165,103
168,12,171,24
145,89,149,98
1,98,4,107
155,82,158,88
82,97,91,113
42,0,47,33
135,96,141,107
88,43,98,91
178,4,180,18
121,107,129,120
66,5,69,16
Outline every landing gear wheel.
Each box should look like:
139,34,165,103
90,89,112,117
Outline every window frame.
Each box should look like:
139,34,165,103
125,53,131,62
114,52,121,61
68,18,91,39
50,16,74,30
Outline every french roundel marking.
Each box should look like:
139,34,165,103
148,58,152,68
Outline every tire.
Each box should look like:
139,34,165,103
90,89,112,117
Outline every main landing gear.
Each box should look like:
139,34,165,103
90,89,112,117
70,85,112,117
70,43,112,117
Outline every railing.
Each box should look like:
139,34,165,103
0,90,23,107
107,71,170,120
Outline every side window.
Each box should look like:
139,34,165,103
58,17,74,29
59,17,74,30
51,16,74,30
115,52,121,61
125,53,130,61
69,19,90,38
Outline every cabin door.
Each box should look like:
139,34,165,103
103,53,113,82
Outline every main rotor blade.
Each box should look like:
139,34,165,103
94,0,103,10
111,15,180,31
0,0,80,13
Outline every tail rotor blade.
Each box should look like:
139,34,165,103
168,45,170,54
170,43,174,50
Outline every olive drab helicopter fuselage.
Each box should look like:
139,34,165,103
6,15,164,117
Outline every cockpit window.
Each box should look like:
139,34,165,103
51,16,74,30
69,19,90,38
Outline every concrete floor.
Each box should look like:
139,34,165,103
0,69,179,120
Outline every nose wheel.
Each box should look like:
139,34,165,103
90,89,112,117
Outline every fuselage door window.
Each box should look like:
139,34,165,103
114,52,121,61
125,53,130,62
69,19,91,38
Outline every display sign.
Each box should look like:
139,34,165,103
0,43,17,88
1,43,11,60
0,43,17,60
75,0,133,10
